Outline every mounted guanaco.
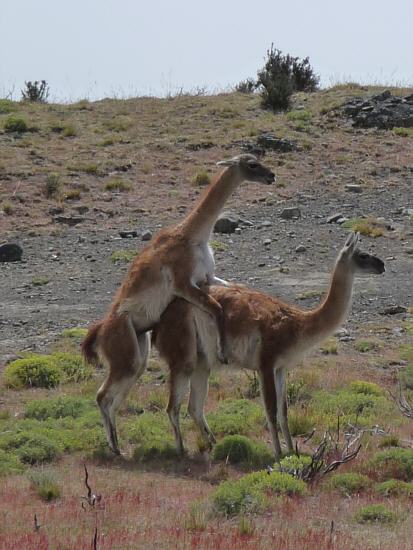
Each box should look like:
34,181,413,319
154,233,385,460
82,154,275,454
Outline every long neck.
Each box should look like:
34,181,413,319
301,259,355,345
180,167,243,241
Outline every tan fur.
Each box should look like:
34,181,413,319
82,154,275,454
154,233,385,460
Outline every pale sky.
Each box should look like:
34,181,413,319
1,0,412,101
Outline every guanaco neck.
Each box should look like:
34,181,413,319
180,166,244,242
301,258,355,345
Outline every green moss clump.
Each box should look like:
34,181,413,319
25,396,94,420
3,355,62,388
375,479,413,497
354,504,397,524
212,435,273,469
0,449,25,476
207,399,264,436
29,470,61,501
60,327,88,339
213,470,306,516
329,472,371,495
368,448,413,481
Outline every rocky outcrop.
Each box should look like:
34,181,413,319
342,90,413,129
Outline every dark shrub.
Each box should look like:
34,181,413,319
21,80,49,103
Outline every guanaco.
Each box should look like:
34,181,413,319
82,153,275,454
154,233,385,460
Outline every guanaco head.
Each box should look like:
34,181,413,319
339,232,385,274
217,154,275,185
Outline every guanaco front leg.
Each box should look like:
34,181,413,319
175,282,228,364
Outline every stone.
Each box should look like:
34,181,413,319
53,215,84,226
234,227,242,235
342,91,413,129
259,220,273,228
0,243,23,262
345,184,362,193
280,207,301,220
214,214,239,234
256,133,297,152
48,207,64,216
263,239,272,246
141,230,153,241
295,245,306,253
327,213,344,223
73,205,89,215
381,305,408,315
119,230,138,238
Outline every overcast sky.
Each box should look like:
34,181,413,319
1,0,412,102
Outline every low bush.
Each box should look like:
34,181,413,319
0,449,25,476
213,470,306,516
349,380,384,396
104,177,132,192
207,399,264,436
0,99,16,114
4,115,28,133
287,408,315,436
212,435,273,469
342,218,384,238
10,433,61,465
61,327,88,339
378,435,400,449
354,340,380,353
110,250,138,263
375,479,413,497
29,470,61,501
127,412,177,461
25,396,94,420
328,472,371,495
44,174,62,198
354,504,397,524
3,355,62,388
367,448,413,481
278,454,312,477
193,169,211,187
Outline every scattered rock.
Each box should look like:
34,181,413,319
256,133,297,152
119,230,138,238
259,220,273,228
336,217,349,225
381,305,408,315
263,239,272,246
214,214,239,234
295,245,306,253
327,213,344,224
141,230,153,241
234,227,242,235
280,207,301,220
345,184,362,193
73,205,89,215
0,243,23,262
342,91,413,129
53,216,85,226
49,207,64,216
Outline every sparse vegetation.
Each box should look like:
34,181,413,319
375,479,413,497
110,249,138,263
21,80,49,103
208,399,264,436
29,470,61,501
44,173,62,198
212,435,273,469
342,217,384,238
192,168,211,186
4,114,28,133
367,448,413,481
354,504,397,524
104,177,132,191
328,472,371,495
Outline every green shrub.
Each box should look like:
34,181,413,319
278,454,312,476
0,99,16,113
3,355,62,388
62,124,77,137
4,115,28,133
257,45,319,111
378,435,400,449
349,380,384,396
54,352,93,383
104,177,132,192
127,412,177,461
61,327,88,339
193,169,211,186
354,340,380,353
342,218,384,238
401,364,413,390
375,479,413,497
213,470,306,516
208,399,264,436
44,173,62,198
29,470,61,501
0,449,25,476
21,80,49,102
25,396,94,420
8,433,61,465
329,472,371,495
110,250,138,263
212,435,273,469
368,448,413,481
287,408,315,436
354,504,397,524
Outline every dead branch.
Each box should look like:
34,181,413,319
389,380,413,419
81,464,102,510
34,514,41,532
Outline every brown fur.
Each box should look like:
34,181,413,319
82,154,275,454
154,234,385,460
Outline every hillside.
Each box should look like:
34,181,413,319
0,86,413,549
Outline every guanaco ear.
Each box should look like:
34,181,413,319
217,157,238,167
344,232,359,253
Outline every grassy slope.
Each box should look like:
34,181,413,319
1,86,413,549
